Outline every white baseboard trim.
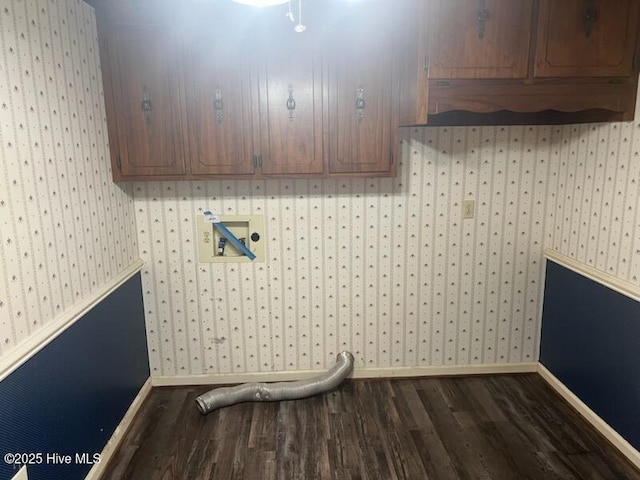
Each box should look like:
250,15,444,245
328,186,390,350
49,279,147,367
0,259,145,382
151,362,539,387
544,248,640,303
84,377,152,480
538,363,640,471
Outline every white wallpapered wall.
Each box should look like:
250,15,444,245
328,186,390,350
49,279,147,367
134,116,640,377
1,0,638,377
135,125,555,376
0,0,138,358
547,122,640,286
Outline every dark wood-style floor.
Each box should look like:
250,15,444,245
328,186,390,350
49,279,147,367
101,374,640,479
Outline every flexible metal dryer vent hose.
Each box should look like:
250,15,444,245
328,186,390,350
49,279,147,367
196,351,354,415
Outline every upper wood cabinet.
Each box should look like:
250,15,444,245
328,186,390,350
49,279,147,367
534,0,640,78
256,9,325,177
326,2,398,175
101,24,186,179
427,0,534,79
184,7,255,176
96,0,403,181
185,3,324,178
419,0,640,122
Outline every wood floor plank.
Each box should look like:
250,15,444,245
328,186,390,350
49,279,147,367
393,381,457,478
100,374,640,480
417,380,496,479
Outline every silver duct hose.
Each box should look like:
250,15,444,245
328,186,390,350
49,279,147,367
196,351,354,414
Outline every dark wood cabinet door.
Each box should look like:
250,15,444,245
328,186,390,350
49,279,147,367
327,3,397,175
534,0,640,78
257,14,324,177
184,7,255,176
105,25,186,177
427,0,533,79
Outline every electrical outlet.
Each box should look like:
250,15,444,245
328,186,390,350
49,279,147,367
462,200,475,219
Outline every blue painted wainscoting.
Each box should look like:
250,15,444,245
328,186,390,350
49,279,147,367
540,260,640,451
0,273,149,480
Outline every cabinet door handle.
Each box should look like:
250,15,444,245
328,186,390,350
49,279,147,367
356,86,365,121
477,6,490,39
214,88,224,123
141,86,152,125
583,2,598,38
286,84,296,120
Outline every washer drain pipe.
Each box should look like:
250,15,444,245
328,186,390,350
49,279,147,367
196,351,354,414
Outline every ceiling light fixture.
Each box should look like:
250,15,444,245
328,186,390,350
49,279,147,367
293,0,306,32
285,0,306,33
232,0,306,33
232,0,288,6
233,0,307,33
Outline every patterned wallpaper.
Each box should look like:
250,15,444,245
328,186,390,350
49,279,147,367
547,122,640,286
2,0,637,378
135,113,639,376
134,125,554,376
0,0,138,358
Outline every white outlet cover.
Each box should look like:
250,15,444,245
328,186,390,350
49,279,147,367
462,200,475,219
